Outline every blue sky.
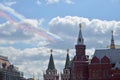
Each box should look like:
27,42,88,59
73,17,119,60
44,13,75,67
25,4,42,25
0,0,120,79
12,0,120,20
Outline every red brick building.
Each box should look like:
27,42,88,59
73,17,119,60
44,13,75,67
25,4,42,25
70,24,120,80
88,30,120,80
44,24,120,80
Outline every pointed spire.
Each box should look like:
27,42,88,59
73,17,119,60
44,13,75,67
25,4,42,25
47,49,55,70
110,30,115,49
64,49,70,69
77,23,84,45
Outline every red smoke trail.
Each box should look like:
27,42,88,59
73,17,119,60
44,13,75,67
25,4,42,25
0,10,55,42
0,10,15,23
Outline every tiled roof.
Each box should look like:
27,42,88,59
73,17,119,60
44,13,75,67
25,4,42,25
94,49,120,68
47,53,55,70
64,53,70,69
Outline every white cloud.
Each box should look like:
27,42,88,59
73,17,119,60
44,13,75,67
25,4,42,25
0,4,25,20
0,47,74,79
65,0,74,4
21,19,39,28
46,0,60,4
0,19,52,45
0,4,62,46
0,3,120,80
38,18,45,26
0,21,35,44
0,46,95,79
4,1,16,6
48,16,120,49
1,16,120,79
36,0,41,5
45,0,74,4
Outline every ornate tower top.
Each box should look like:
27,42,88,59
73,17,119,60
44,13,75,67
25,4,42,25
64,49,70,69
47,49,55,70
110,30,115,49
77,23,84,45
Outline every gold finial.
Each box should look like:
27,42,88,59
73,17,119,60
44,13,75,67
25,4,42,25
50,49,53,54
67,49,69,54
79,23,82,29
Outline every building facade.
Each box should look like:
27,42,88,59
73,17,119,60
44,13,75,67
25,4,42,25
89,30,120,80
0,55,25,80
44,24,120,80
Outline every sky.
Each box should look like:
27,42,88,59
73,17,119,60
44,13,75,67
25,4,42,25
0,0,120,79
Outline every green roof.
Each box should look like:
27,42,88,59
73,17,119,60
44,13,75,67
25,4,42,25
47,53,55,70
64,53,70,69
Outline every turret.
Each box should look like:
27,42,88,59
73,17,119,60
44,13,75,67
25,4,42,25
47,49,55,70
71,24,88,80
64,49,70,69
77,23,84,45
110,30,115,49
75,23,86,60
61,49,70,80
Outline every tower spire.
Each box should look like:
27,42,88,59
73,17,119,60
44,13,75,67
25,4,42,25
110,30,115,49
77,23,84,45
47,49,55,70
64,49,70,69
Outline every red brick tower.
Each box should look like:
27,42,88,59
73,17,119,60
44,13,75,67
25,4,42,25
70,24,89,80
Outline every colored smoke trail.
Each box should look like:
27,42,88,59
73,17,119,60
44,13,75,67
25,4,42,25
0,10,62,42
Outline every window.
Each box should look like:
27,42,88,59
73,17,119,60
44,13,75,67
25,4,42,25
103,70,109,78
93,70,99,79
